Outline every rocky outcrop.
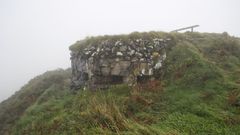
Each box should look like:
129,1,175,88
70,36,170,90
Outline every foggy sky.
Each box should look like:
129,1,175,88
0,0,239,102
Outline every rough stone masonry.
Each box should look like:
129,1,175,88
70,37,170,90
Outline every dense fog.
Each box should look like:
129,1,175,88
0,0,239,102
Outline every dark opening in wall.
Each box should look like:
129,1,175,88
82,72,89,81
137,75,151,83
111,75,124,84
92,75,123,85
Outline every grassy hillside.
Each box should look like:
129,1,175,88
1,32,240,135
0,69,71,135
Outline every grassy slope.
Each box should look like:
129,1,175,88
1,32,240,135
0,69,71,135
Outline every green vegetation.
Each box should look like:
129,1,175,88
0,69,71,135
69,31,174,52
1,32,240,134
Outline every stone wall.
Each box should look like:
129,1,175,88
70,38,170,90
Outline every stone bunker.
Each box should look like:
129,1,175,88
70,35,170,90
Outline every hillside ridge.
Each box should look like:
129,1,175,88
0,31,240,134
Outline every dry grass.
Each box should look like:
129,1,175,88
87,96,130,133
227,90,240,106
224,115,240,126
200,91,215,101
133,80,164,93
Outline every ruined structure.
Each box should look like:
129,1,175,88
70,34,170,89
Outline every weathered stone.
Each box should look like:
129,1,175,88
116,52,123,56
111,63,121,75
119,46,127,52
101,67,111,76
70,37,170,90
